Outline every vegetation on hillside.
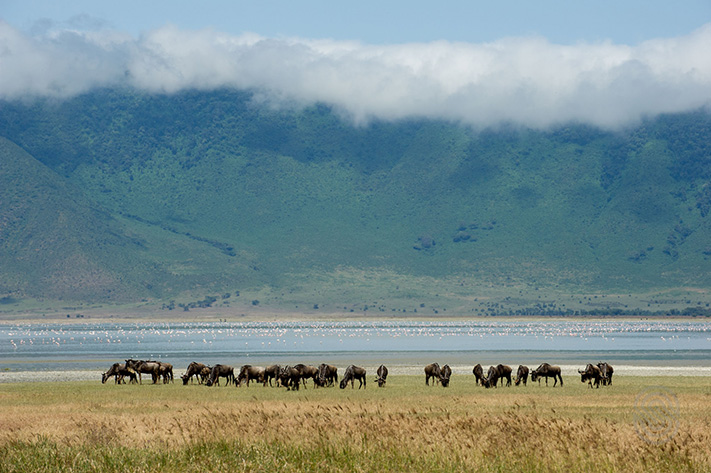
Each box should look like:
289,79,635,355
1,89,711,308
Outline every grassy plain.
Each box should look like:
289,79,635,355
1,376,710,472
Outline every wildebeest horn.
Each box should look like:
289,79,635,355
578,369,584,374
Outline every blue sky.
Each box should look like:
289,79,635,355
4,0,710,44
2,1,711,129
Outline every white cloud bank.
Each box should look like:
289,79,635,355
1,21,711,129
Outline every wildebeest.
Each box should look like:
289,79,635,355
439,364,452,387
318,363,339,387
125,359,161,384
375,364,388,387
472,364,485,385
157,362,174,384
293,364,319,388
424,363,441,386
597,362,614,386
482,365,500,388
102,363,137,384
199,366,211,383
340,365,366,389
181,362,210,385
279,365,302,390
531,363,564,387
205,364,234,386
496,364,512,387
514,365,529,386
579,363,603,388
237,365,265,387
264,364,281,387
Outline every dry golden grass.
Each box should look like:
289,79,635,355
1,376,710,472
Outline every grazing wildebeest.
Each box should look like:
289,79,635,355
439,364,452,387
496,364,512,387
264,364,281,387
279,365,302,390
424,363,441,386
514,365,529,386
472,364,485,385
157,362,174,384
318,364,339,387
237,365,265,386
531,363,564,387
375,364,388,387
205,364,234,386
579,363,604,388
102,363,137,384
340,365,366,389
482,365,500,388
597,362,614,386
199,366,211,384
182,362,209,385
293,364,319,388
125,359,161,384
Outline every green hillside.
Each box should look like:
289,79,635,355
2,89,711,314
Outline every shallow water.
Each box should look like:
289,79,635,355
1,320,709,374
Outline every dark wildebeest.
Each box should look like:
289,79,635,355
579,363,603,388
496,364,512,387
264,364,281,387
439,364,452,387
157,362,174,384
279,365,301,390
182,362,209,385
102,363,137,384
424,363,441,386
514,365,529,386
237,365,265,387
199,366,211,384
318,363,339,387
205,364,234,386
340,365,366,389
375,364,388,387
482,365,500,388
597,362,614,386
293,364,319,388
531,363,564,387
125,359,161,384
472,363,485,386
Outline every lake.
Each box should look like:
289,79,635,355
1,320,710,375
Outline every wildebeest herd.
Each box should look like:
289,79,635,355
101,359,614,389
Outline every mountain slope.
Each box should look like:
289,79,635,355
1,89,711,308
0,136,262,302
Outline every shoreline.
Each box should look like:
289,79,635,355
2,311,710,325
